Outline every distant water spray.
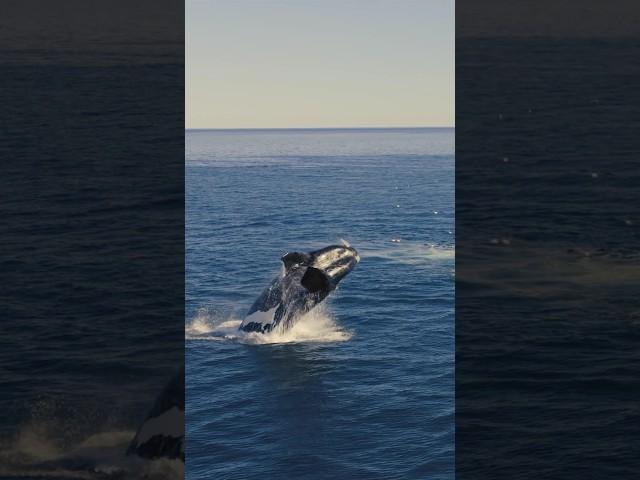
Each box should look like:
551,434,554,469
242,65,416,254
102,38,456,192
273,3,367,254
185,304,352,344
359,240,455,265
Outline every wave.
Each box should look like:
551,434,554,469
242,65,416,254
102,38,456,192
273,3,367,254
185,305,352,344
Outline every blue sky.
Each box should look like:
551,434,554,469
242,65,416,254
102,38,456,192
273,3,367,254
187,0,454,128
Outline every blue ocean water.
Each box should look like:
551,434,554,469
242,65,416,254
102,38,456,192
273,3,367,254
186,128,454,479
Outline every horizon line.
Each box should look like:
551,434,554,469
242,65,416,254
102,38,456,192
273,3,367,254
185,126,455,131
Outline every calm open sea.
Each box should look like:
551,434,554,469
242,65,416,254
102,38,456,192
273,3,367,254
186,128,455,479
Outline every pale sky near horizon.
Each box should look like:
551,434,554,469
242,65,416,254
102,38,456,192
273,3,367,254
186,0,454,129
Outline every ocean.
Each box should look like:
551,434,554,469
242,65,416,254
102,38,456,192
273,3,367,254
455,38,640,477
1,61,184,479
186,128,455,479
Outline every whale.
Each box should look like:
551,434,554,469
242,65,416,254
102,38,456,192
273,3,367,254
127,365,184,461
239,244,360,334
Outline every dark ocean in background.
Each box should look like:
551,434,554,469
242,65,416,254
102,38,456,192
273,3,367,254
1,40,183,480
186,128,454,479
456,37,640,478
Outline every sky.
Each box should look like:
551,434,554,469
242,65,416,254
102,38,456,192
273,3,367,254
186,0,454,129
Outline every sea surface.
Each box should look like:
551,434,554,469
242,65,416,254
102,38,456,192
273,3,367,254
1,60,184,479
186,128,455,479
456,38,640,477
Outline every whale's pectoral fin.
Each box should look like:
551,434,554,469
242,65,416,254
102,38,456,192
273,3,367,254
301,267,332,293
281,252,310,271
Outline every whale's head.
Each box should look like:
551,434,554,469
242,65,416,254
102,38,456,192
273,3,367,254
309,244,360,285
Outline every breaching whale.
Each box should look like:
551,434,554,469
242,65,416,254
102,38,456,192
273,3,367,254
127,365,184,461
21,368,185,475
239,244,360,334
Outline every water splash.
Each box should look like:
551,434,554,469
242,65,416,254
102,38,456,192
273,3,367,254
186,304,352,344
0,425,183,480
360,240,455,265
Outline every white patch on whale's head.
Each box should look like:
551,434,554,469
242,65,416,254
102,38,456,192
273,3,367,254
310,245,360,283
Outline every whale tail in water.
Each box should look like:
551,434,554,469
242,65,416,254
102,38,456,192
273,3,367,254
127,365,185,461
239,244,360,334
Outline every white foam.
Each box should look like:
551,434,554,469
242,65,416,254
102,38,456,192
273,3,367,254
185,304,352,344
240,305,278,329
457,240,640,298
0,425,183,480
360,241,455,265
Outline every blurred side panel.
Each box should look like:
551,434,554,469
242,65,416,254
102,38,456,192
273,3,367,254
0,1,184,478
456,1,640,478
